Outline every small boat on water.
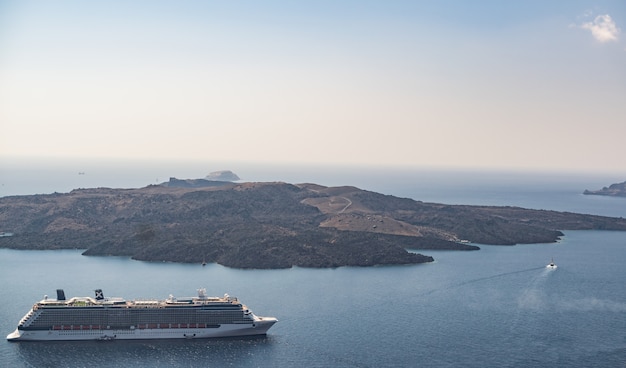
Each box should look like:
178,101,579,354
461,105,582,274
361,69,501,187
546,258,557,269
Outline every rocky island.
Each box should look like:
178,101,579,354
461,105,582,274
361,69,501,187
584,181,626,197
2,179,626,269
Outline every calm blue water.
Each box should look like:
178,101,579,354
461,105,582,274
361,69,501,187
1,160,625,367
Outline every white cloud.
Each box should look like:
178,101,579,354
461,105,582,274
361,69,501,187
580,14,620,42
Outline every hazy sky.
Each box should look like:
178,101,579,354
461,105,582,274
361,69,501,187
1,1,624,172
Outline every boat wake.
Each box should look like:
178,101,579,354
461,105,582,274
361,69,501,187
515,268,552,310
451,266,546,289
415,266,546,298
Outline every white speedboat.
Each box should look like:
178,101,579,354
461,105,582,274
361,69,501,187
546,258,557,269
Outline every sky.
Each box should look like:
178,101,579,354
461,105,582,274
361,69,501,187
1,0,625,173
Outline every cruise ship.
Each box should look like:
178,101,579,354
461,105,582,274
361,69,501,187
7,288,277,341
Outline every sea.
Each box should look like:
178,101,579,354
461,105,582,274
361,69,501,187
0,158,625,367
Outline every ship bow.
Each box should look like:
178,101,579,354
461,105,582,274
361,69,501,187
6,329,22,341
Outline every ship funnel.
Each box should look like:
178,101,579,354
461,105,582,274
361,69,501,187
95,289,104,300
56,289,66,301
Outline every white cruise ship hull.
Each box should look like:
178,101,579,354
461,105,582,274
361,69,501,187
7,318,277,341
7,288,277,342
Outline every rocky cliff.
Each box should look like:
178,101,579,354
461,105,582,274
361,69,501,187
584,181,626,197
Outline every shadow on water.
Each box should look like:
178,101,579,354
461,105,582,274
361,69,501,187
15,335,275,368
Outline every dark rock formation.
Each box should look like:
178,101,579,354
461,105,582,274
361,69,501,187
1,182,626,269
584,181,626,197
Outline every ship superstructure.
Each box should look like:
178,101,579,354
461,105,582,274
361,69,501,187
7,288,277,341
